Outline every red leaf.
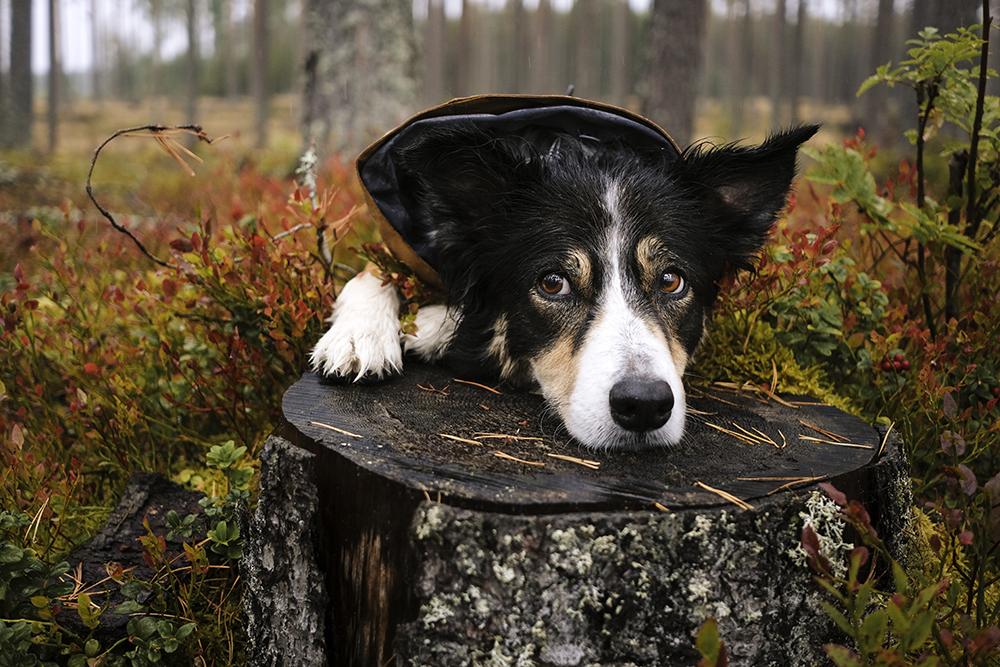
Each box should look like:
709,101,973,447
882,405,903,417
84,362,99,375
942,392,958,419
191,231,202,252
819,483,847,506
162,279,177,302
958,531,974,546
14,263,24,282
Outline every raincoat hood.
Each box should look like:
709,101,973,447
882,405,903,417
355,95,683,290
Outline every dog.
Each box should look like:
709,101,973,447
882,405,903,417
310,98,817,451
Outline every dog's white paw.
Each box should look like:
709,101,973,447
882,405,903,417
310,271,403,380
401,304,458,363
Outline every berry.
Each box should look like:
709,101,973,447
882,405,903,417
894,353,905,362
881,360,893,372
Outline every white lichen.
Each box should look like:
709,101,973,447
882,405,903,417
788,490,854,577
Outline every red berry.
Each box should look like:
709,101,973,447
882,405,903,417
893,353,905,362
901,360,911,371
992,387,1000,398
881,360,893,372
893,361,902,371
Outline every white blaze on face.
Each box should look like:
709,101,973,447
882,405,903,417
534,180,687,450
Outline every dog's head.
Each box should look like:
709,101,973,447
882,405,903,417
383,118,817,450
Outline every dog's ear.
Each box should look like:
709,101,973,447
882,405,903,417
676,124,819,271
394,125,534,243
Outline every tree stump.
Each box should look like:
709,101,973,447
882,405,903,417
246,363,911,667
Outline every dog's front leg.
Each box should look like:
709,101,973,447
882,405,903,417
311,269,404,380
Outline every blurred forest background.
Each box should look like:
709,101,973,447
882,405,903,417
0,0,990,162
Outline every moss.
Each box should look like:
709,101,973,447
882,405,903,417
693,316,857,414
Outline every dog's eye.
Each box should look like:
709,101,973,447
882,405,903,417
660,272,685,295
539,273,572,296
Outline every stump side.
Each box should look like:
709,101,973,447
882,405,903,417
241,436,329,667
394,428,912,666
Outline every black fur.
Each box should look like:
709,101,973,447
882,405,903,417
394,123,819,380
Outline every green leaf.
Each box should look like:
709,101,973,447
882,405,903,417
821,601,855,637
696,617,722,665
900,609,936,652
114,600,147,615
0,544,24,564
858,610,888,655
824,644,863,667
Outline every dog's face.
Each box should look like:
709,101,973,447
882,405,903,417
395,124,817,450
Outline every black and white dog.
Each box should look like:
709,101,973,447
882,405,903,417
310,98,817,451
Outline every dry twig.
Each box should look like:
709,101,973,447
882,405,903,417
86,124,226,269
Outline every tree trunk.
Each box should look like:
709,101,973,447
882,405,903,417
529,0,554,94
90,0,101,101
7,0,33,149
149,0,164,121
862,0,895,148
644,0,708,145
424,0,447,105
211,0,238,98
456,0,473,96
769,0,787,128
788,0,807,125
251,0,269,148
185,0,200,133
249,364,913,666
610,0,631,106
301,0,417,154
48,0,60,153
573,0,599,98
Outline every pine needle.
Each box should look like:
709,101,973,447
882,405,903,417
695,481,753,510
308,420,363,439
493,451,545,466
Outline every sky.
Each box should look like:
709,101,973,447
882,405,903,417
3,0,891,76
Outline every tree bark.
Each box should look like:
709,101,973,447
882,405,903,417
456,0,473,96
610,0,631,106
7,0,33,149
301,0,417,154
769,0,787,128
251,0,269,148
788,0,807,125
573,0,600,98
862,0,895,148
529,0,554,94
48,0,60,153
644,0,708,146
424,0,447,105
185,0,200,136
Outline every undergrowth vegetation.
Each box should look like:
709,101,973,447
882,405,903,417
2,21,999,667
1,138,367,664
695,20,1000,667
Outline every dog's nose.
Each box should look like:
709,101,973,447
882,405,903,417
608,379,674,433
